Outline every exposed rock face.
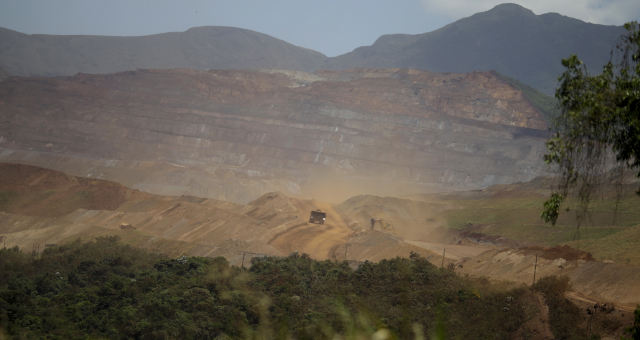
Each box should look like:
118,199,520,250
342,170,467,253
0,68,549,202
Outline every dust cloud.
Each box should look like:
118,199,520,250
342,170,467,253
297,168,445,204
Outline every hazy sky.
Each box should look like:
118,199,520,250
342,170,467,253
1,0,639,57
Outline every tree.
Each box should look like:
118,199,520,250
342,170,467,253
542,22,640,226
628,305,640,340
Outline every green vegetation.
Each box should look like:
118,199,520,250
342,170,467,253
628,305,640,340
565,225,640,264
494,72,560,123
532,276,586,340
0,190,17,209
543,22,640,226
0,237,596,339
441,191,640,263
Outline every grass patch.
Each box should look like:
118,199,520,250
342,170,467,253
565,225,640,264
493,72,560,123
0,190,17,209
74,190,92,201
441,192,640,263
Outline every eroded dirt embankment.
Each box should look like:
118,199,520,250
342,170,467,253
451,247,640,310
1,163,638,310
0,163,438,266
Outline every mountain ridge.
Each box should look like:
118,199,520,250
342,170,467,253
326,3,625,94
0,3,626,94
0,25,326,77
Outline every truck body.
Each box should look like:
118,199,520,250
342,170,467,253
308,210,326,224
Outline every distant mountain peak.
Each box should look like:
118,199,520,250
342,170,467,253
185,26,252,34
328,3,623,95
0,25,327,76
487,3,535,16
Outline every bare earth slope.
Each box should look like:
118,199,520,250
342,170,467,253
0,163,436,265
458,248,640,308
0,68,548,202
1,163,638,308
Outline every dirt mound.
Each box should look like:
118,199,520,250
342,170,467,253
244,192,358,259
520,245,594,261
0,164,445,266
458,248,640,307
336,194,450,242
0,163,149,216
335,230,441,263
246,191,300,219
3,163,637,310
0,166,378,262
0,162,76,188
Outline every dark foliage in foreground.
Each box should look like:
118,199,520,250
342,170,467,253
0,237,620,339
532,276,586,340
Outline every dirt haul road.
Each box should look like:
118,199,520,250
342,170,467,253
1,163,638,309
0,164,439,266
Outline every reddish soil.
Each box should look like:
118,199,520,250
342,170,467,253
520,245,595,261
0,163,149,216
1,162,638,318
